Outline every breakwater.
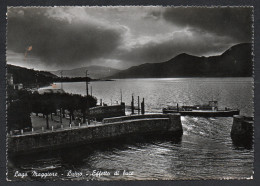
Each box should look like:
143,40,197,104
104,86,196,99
8,114,182,155
231,115,253,147
89,104,125,121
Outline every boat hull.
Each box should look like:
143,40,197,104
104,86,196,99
163,109,240,117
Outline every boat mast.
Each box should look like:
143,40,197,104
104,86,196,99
120,89,123,103
86,70,89,96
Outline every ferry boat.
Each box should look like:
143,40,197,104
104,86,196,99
162,101,240,117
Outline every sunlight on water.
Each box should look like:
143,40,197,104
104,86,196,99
49,78,253,116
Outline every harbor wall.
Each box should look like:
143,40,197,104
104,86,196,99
8,114,182,154
89,104,125,121
231,115,253,147
103,114,169,123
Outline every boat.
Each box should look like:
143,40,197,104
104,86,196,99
162,101,240,117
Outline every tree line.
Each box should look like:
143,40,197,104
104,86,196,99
7,88,97,132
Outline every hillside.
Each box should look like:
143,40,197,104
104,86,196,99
108,43,252,78
7,65,93,86
7,64,58,85
52,65,120,79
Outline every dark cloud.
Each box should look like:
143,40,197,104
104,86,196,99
116,29,236,67
162,7,252,42
6,7,252,70
7,8,124,68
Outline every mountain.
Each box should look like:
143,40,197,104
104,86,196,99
51,65,120,79
7,64,58,85
108,43,252,78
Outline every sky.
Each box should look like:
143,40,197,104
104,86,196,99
6,6,252,71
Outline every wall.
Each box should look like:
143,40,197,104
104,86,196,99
8,114,182,154
231,115,253,147
103,114,169,123
89,104,125,121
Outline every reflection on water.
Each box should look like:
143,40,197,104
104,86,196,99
50,78,253,116
8,78,253,180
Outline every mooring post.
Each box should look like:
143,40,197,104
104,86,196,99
141,98,145,115
120,89,123,104
100,99,102,106
131,95,134,114
121,102,125,114
138,96,140,114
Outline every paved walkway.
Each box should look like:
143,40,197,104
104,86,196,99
10,113,102,136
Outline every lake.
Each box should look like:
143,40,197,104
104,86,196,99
8,78,254,180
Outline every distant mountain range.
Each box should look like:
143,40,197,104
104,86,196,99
51,65,120,79
8,43,252,86
108,43,252,78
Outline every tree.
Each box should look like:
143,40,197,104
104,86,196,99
7,99,32,132
80,95,97,123
41,94,53,129
7,88,32,132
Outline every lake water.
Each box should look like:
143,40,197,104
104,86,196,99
8,78,254,180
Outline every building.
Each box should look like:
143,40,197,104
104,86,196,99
38,88,65,94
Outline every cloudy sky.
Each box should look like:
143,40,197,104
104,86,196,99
6,6,252,71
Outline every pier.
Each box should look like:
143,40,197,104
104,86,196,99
8,113,182,155
231,115,253,147
89,104,125,121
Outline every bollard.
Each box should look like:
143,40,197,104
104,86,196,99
42,127,44,132
79,123,81,127
20,129,23,135
138,96,140,115
141,98,145,115
52,126,54,131
61,124,63,129
69,124,71,128
131,95,134,114
32,128,34,133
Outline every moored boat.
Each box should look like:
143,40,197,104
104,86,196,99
163,101,240,117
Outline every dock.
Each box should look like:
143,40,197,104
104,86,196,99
8,114,182,155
